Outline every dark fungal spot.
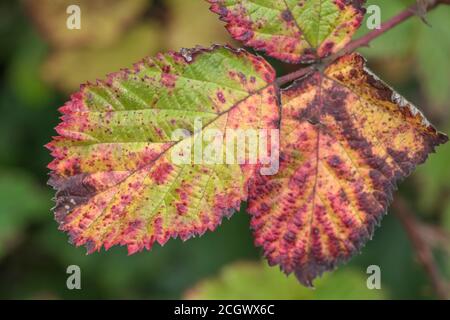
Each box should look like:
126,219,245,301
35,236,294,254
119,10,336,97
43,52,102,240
281,9,293,22
240,30,253,42
151,162,174,185
218,6,229,17
129,219,143,230
321,42,335,55
216,91,226,104
328,155,342,168
386,147,413,175
283,230,297,243
349,69,358,79
176,203,188,215
366,74,392,101
260,203,270,212
160,73,177,88
339,189,348,202
238,72,247,83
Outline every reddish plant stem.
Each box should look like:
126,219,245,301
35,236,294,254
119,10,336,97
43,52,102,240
276,0,450,86
393,197,449,300
325,0,446,62
327,6,416,60
419,224,450,256
276,66,315,86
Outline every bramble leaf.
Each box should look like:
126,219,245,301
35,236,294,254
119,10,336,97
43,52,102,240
47,46,279,254
207,0,366,63
248,53,448,286
47,32,448,286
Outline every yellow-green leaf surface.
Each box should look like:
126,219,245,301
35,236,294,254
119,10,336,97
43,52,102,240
248,53,447,286
185,261,387,299
207,0,366,63
47,46,279,254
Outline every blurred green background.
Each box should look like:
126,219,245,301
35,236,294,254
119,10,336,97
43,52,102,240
0,0,449,299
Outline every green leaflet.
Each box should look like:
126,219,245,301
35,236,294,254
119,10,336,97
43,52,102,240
208,0,365,63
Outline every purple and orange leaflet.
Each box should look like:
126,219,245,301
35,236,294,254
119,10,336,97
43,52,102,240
247,53,447,286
